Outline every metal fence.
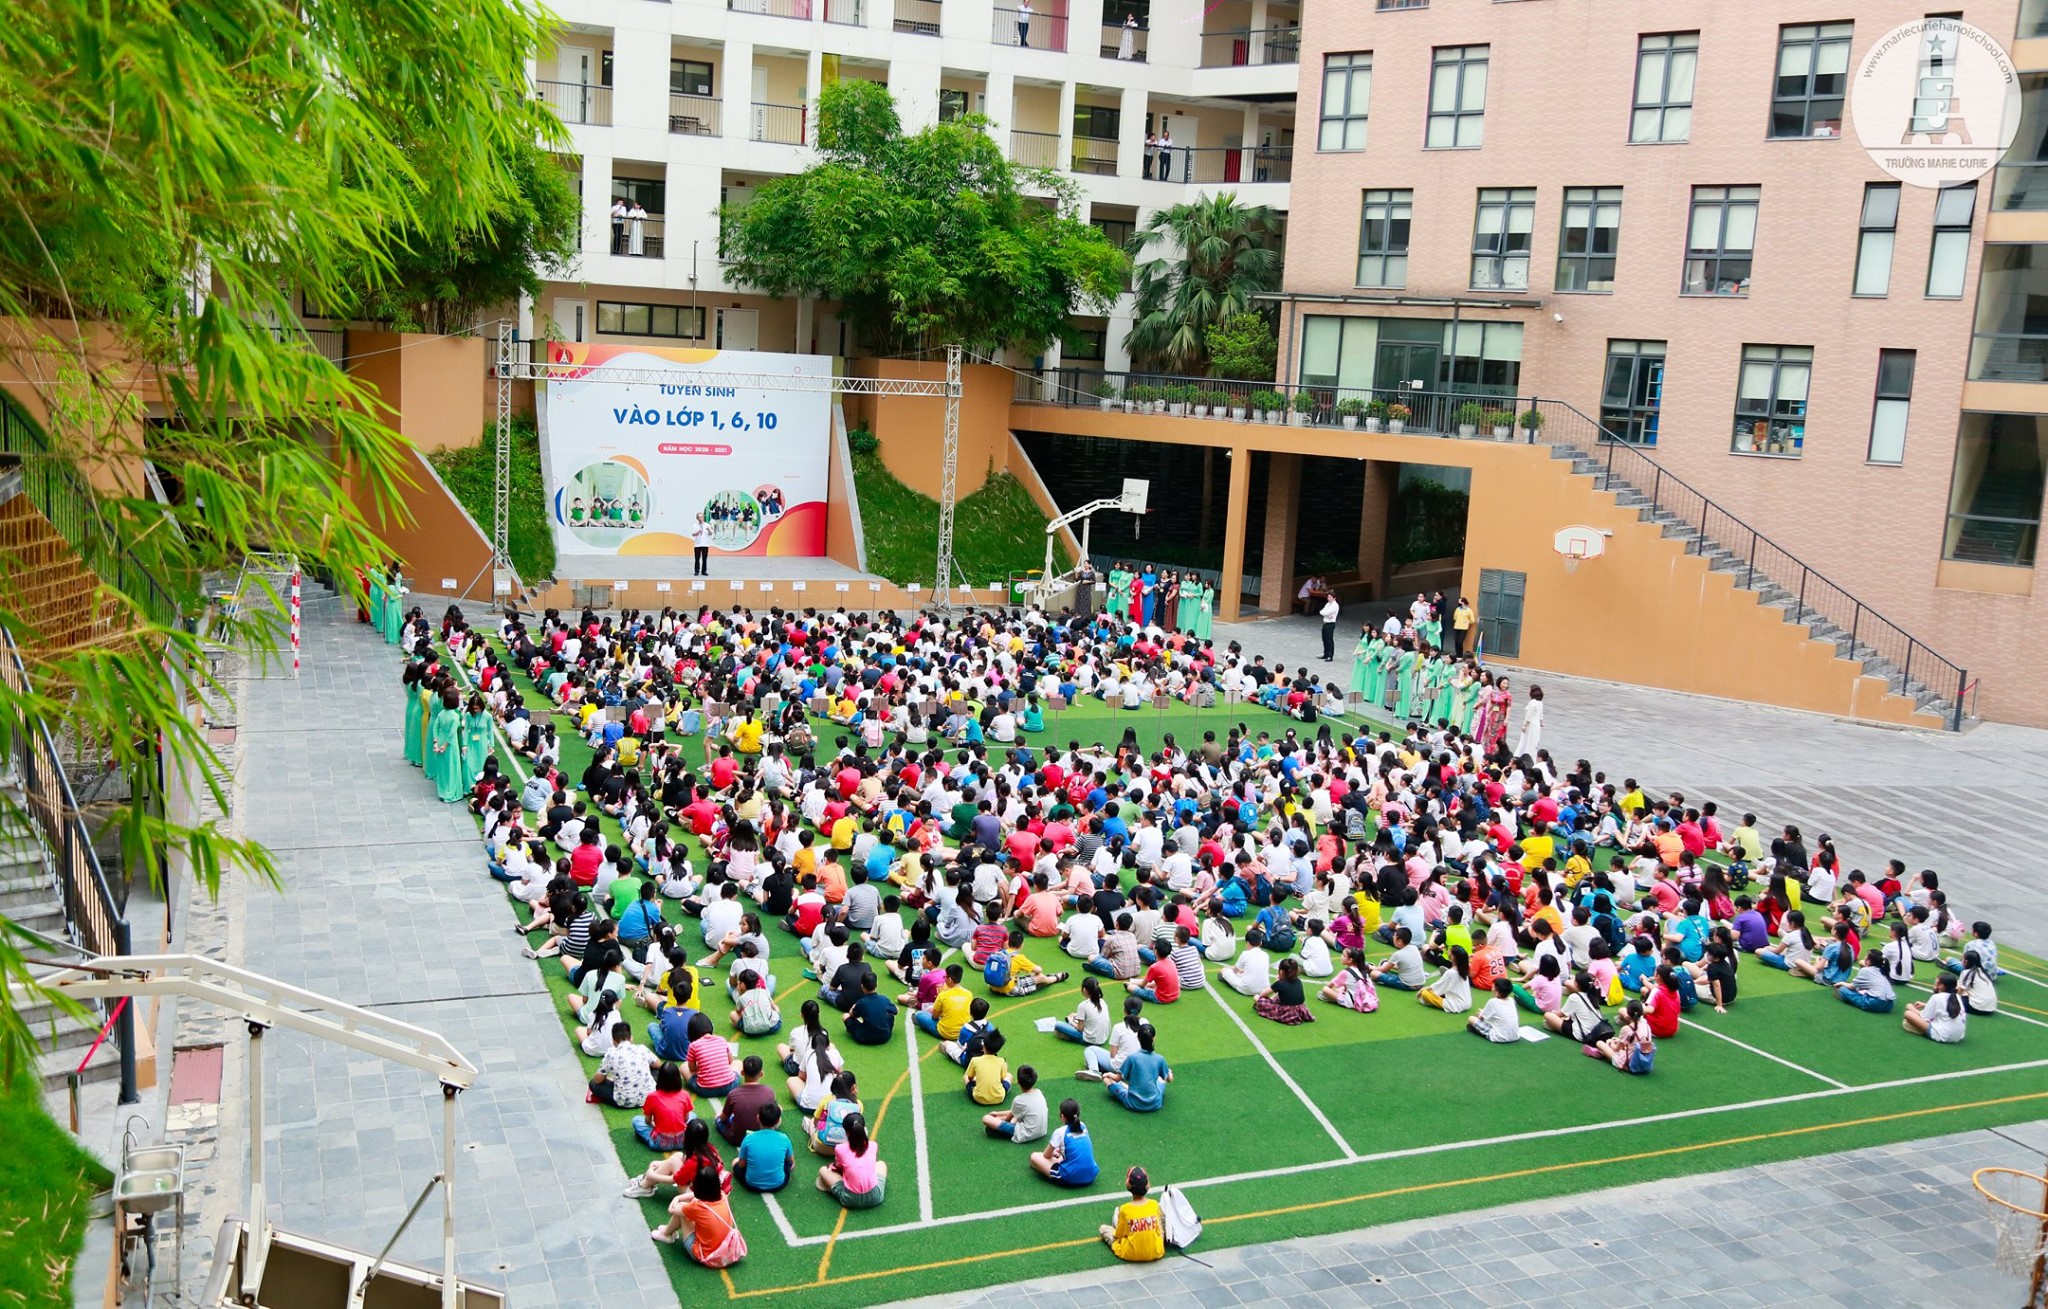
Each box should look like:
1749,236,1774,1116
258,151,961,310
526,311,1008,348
993,7,1067,50
1100,22,1147,60
604,213,666,258
1009,128,1059,169
1198,26,1299,66
752,101,808,144
728,0,815,16
824,0,865,23
669,94,721,136
535,80,612,126
894,0,941,32
1072,135,1118,175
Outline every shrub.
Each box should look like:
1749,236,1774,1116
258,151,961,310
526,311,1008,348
1291,389,1318,413
1365,397,1389,419
847,425,880,455
1453,401,1487,427
1483,408,1514,428
1092,379,1119,399
1335,397,1367,417
1386,402,1412,422
1204,389,1232,410
1519,408,1547,431
1249,389,1286,412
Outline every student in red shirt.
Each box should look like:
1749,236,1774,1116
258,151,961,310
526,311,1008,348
1643,966,1683,1040
1128,954,1181,1005
634,1062,697,1151
710,750,740,791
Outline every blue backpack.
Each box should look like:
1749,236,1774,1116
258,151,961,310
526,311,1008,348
983,950,1014,990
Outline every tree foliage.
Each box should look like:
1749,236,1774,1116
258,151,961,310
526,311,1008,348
1204,313,1278,383
719,80,1127,356
1125,194,1284,375
0,0,558,1081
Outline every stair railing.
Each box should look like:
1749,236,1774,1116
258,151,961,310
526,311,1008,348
0,625,135,1102
1527,398,1969,729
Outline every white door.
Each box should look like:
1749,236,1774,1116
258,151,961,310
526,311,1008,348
717,309,760,351
567,49,595,124
552,299,588,343
751,67,769,140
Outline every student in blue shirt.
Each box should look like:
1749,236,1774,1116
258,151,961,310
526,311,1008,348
1618,935,1660,992
1664,900,1709,963
735,1103,796,1192
1102,1024,1171,1112
1216,870,1250,919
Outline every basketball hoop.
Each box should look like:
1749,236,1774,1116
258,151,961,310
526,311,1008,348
1553,525,1610,576
1972,1167,2048,1281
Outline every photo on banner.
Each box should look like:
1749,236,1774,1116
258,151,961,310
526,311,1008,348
536,342,832,557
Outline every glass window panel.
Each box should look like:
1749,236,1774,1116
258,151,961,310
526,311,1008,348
1877,350,1916,395
1430,69,1458,112
1778,363,1810,402
1664,106,1691,140
1460,63,1487,111
1668,50,1697,101
1928,231,1970,296
1322,73,1348,116
1426,118,1453,148
1936,185,1978,225
1864,185,1901,227
1483,322,1523,361
1815,41,1849,76
1689,204,1720,248
1301,317,1341,376
1631,107,1659,140
1739,360,1775,399
1725,204,1757,250
1855,231,1895,296
1869,399,1908,462
1456,116,1484,148
1635,53,1664,104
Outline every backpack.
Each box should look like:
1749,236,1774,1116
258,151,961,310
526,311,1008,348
959,1021,993,1060
983,950,1014,990
1159,1185,1203,1250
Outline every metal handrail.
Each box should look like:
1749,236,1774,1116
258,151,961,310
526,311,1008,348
1010,370,1970,727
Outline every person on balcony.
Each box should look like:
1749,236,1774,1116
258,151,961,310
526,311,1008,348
1156,128,1174,181
1015,0,1032,46
1118,14,1138,60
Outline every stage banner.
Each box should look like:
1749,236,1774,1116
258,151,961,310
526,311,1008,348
537,342,831,558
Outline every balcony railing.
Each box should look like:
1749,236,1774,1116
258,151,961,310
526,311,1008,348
825,0,865,23
729,0,815,15
536,80,612,126
894,0,941,32
669,93,722,136
1101,22,1147,61
752,101,808,144
606,212,666,258
993,7,1066,51
1072,135,1118,176
1009,128,1059,169
1142,145,1292,184
1969,332,2048,382
1198,26,1299,67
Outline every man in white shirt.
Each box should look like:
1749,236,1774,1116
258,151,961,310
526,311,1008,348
1319,593,1340,662
691,514,715,577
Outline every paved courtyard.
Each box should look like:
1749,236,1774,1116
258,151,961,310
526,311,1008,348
205,596,2048,1308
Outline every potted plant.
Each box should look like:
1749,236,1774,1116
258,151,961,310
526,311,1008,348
1518,408,1546,438
1453,400,1486,438
1176,383,1199,416
1093,379,1119,411
1205,389,1231,418
1336,396,1367,430
1485,408,1514,440
1154,386,1169,415
1364,397,1388,433
1259,390,1288,422
1229,391,1249,421
1290,390,1317,426
1386,402,1411,435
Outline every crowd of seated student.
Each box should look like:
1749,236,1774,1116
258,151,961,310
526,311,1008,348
388,598,2020,1271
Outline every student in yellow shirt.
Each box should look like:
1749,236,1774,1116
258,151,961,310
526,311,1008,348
1099,1166,1166,1262
912,965,974,1040
963,1030,1011,1104
1619,781,1647,818
730,716,764,757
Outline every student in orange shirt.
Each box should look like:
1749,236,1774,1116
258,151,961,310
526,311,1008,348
652,1166,748,1266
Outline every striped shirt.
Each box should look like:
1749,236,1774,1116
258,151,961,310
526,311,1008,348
688,1032,738,1088
1169,944,1206,990
563,911,596,959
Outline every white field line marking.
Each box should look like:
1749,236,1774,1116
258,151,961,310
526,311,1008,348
904,1010,936,1223
773,1055,2048,1246
1678,1017,1847,1088
1204,984,1358,1159
1904,981,2048,1031
759,1192,801,1245
1992,966,2048,992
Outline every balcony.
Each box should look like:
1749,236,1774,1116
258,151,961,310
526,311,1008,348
669,94,722,136
1072,135,1117,176
1100,23,1147,62
1994,160,2048,211
536,80,612,127
606,214,666,259
1970,333,2048,383
728,0,813,17
1010,129,1059,169
1157,145,1291,184
752,101,808,145
825,0,865,23
1198,27,1299,67
993,7,1066,52
894,0,941,33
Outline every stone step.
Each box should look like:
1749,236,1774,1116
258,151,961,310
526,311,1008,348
38,1027,120,1091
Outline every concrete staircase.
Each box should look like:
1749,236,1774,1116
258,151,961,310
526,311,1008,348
1549,444,1959,729
0,494,136,668
0,799,119,1091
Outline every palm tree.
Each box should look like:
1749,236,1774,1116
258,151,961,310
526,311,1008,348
1122,193,1283,376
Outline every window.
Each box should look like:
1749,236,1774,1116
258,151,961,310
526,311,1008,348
1426,46,1488,149
1356,189,1412,287
597,301,707,339
939,89,969,121
1683,185,1758,296
1470,188,1535,290
1601,340,1666,445
1556,187,1621,292
671,60,714,96
1945,413,2046,565
1631,33,1697,143
1927,183,1978,298
1732,344,1812,456
1771,23,1851,139
1440,320,1523,391
1969,244,2048,381
1064,324,1107,360
612,177,666,214
1298,316,1382,395
1476,569,1524,658
1867,350,1915,463
1319,53,1372,151
1855,183,1900,297
1074,105,1120,140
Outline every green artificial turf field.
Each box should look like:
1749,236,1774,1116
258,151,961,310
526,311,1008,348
421,632,2048,1307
